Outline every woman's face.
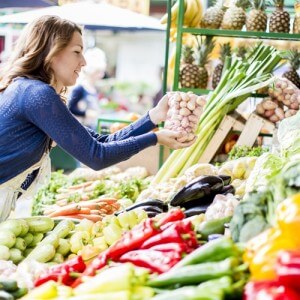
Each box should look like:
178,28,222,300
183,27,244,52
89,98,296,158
50,31,86,93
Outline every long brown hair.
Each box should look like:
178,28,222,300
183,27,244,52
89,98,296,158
0,15,82,95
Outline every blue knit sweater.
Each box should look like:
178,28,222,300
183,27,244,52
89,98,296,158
0,77,157,184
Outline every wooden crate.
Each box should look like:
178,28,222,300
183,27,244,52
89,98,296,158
198,112,274,163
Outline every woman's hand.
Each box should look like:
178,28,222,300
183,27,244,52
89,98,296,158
155,129,196,150
149,94,169,125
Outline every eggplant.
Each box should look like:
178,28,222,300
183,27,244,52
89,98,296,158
184,204,210,217
115,199,167,216
170,175,225,207
221,185,235,195
179,194,215,209
218,175,231,186
146,212,160,218
134,205,164,214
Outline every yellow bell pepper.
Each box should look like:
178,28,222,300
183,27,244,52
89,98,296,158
276,193,300,246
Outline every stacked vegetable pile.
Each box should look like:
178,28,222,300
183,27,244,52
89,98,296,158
0,279,27,300
164,92,206,142
0,217,55,264
256,77,300,123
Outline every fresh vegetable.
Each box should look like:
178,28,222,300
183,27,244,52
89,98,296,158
198,216,232,240
228,145,268,160
174,236,239,269
170,175,230,206
153,43,282,183
164,92,204,143
148,257,238,287
24,217,55,233
34,256,86,286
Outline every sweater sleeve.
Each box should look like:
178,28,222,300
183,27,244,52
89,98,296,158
85,112,157,142
23,84,157,170
68,85,86,117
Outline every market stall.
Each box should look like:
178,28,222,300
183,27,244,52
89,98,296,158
0,0,300,299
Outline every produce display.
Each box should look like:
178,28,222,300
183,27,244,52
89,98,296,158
1,12,300,298
164,91,206,142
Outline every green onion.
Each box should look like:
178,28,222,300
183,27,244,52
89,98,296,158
152,44,282,184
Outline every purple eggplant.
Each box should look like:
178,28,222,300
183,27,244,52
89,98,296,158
184,205,210,217
221,185,235,195
170,175,230,207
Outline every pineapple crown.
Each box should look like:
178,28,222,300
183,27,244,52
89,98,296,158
249,0,266,10
219,43,232,63
283,49,300,70
234,0,251,9
271,0,284,7
234,45,248,59
181,45,196,64
196,36,216,67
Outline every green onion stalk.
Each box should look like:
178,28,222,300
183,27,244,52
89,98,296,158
152,44,282,184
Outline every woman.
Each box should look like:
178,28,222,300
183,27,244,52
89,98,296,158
68,47,107,129
0,15,194,221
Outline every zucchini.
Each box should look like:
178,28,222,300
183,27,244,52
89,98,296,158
0,290,13,300
0,246,10,261
9,248,24,264
0,231,16,248
23,233,33,247
14,238,26,251
29,233,44,247
24,217,54,234
24,244,56,263
51,220,75,238
0,220,24,237
0,280,18,292
11,287,28,299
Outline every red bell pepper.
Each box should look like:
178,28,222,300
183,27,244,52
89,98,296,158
276,251,300,290
118,249,182,274
244,280,300,300
156,209,185,227
34,256,86,287
140,220,198,250
149,242,189,254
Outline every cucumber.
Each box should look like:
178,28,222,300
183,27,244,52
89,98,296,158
9,248,24,264
24,244,56,263
11,287,28,299
0,220,24,237
56,239,71,256
0,290,13,300
23,233,33,247
39,233,60,248
18,220,29,237
14,238,26,251
0,280,18,292
0,231,16,248
23,248,34,257
0,246,10,261
24,217,54,234
29,233,44,247
51,220,75,238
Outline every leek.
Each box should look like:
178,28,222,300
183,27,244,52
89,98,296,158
152,44,282,184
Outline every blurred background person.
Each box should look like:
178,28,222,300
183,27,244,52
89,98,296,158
68,47,107,130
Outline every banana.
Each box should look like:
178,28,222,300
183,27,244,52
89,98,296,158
189,0,203,28
160,1,180,25
184,0,198,26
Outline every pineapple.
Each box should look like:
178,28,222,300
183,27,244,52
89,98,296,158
269,0,290,33
246,0,268,32
196,36,215,89
293,1,300,34
221,0,250,30
212,43,232,89
179,45,201,88
235,45,248,60
283,49,300,88
201,0,226,29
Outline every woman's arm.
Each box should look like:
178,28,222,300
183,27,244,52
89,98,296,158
23,85,157,170
85,112,157,142
68,85,86,117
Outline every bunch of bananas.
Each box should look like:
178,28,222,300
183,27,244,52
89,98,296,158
160,0,203,29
